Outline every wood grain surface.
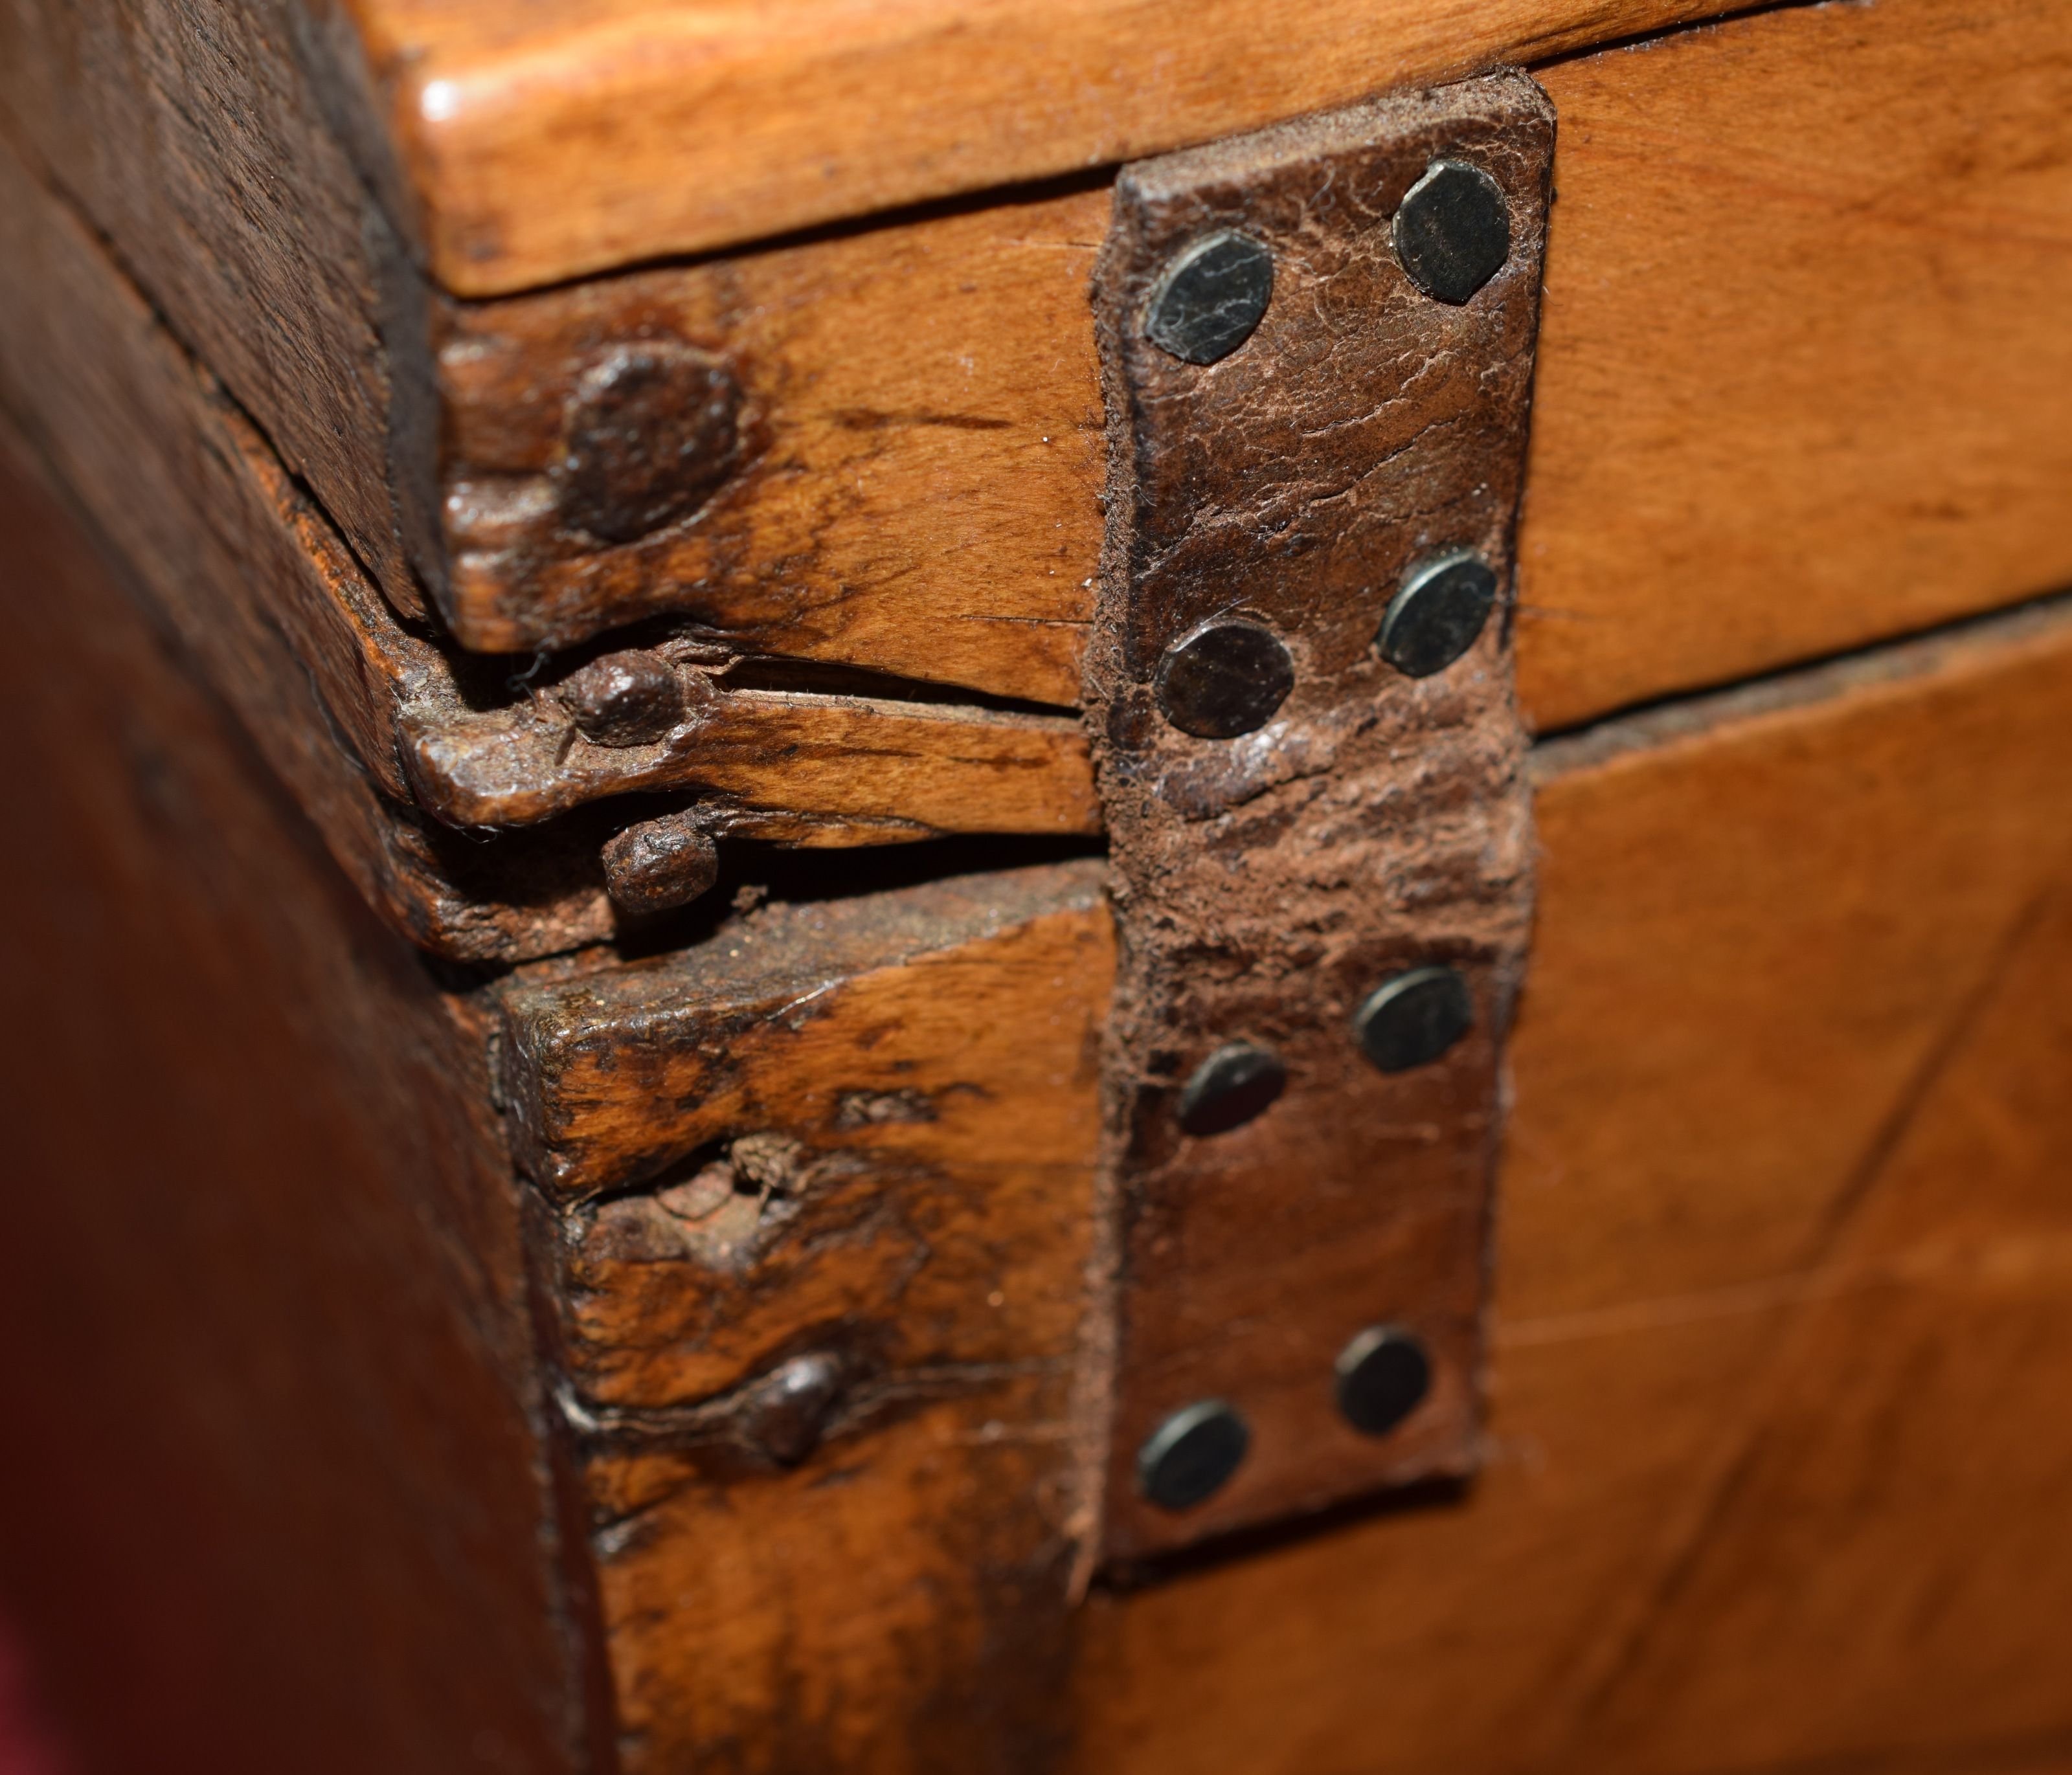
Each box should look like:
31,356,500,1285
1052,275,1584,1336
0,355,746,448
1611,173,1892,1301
490,599,2072,1772
0,135,1098,957
11,0,2066,739
0,436,596,1775
0,0,434,620
408,678,1098,842
1517,0,2072,730
1581,877,2072,1772
0,129,622,962
434,187,1109,672
425,0,2072,715
347,0,1744,294
497,863,1111,1772
1068,599,2072,1775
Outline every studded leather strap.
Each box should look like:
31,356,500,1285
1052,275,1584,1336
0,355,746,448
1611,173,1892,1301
1079,72,1553,1562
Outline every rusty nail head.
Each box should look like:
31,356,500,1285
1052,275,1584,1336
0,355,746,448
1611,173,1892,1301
1154,618,1294,739
1144,230,1275,365
602,812,719,919
560,341,741,544
1394,161,1511,305
1379,550,1499,678
557,649,685,746
1177,1042,1287,1137
1353,965,1474,1073
1138,1400,1250,1510
738,1352,847,1466
1334,1326,1433,1437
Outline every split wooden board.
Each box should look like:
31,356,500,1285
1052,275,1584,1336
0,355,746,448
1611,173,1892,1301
7,0,2067,737
501,596,2072,1772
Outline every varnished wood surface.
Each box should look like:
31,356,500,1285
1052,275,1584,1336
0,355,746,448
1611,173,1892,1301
410,682,1098,841
490,597,2072,1773
1573,879,2072,1774
0,135,1098,964
1517,0,2072,730
498,864,1111,1770
350,0,1742,295
0,129,622,962
1068,601,2072,1775
433,188,1107,671
428,0,2072,713
10,0,2068,741
0,436,596,1774
0,0,436,616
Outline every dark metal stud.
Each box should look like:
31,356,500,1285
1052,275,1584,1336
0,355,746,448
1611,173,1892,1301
1353,965,1474,1073
1143,230,1276,366
1154,619,1294,739
1334,1325,1433,1437
1379,550,1500,678
561,341,741,544
557,649,685,746
1138,1400,1250,1510
1393,161,1511,306
1177,1042,1287,1137
602,812,719,918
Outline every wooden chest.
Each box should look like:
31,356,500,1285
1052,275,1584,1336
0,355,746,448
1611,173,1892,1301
2,1,2070,1770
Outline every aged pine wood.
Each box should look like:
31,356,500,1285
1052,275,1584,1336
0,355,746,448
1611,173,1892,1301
1577,879,2072,1774
0,0,435,620
11,0,2067,731
1517,0,2072,731
1068,600,2072,1775
409,682,1097,841
351,0,1743,295
435,188,1109,671
0,136,1099,963
480,600,2072,1773
496,863,1110,1772
420,0,2072,695
0,435,598,1775
0,129,620,962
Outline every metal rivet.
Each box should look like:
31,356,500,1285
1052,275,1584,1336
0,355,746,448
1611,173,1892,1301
1393,161,1511,306
557,649,685,746
1154,619,1294,739
602,812,719,919
1353,965,1474,1073
1177,1042,1287,1137
1334,1326,1433,1437
561,342,741,544
1379,550,1500,678
1143,231,1275,366
1138,1400,1250,1510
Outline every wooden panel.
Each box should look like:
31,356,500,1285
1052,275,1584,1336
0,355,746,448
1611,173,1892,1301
0,129,620,962
587,1390,1081,1774
0,135,1097,965
1579,877,2072,1774
352,0,1742,294
1509,603,2072,1315
1517,0,2072,731
433,0,2072,709
497,863,1110,1772
1067,599,2072,1774
0,0,434,619
0,436,594,1774
13,0,2066,734
436,186,1107,673
491,588,2072,1772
